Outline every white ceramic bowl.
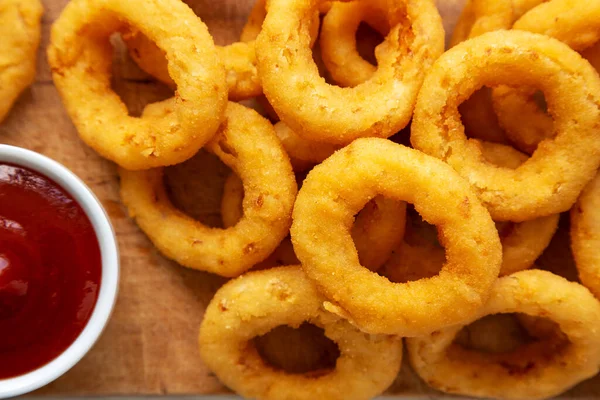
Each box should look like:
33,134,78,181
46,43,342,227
0,145,120,399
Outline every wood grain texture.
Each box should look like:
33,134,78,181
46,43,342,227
4,0,595,397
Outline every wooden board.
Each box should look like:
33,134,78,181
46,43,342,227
1,0,596,397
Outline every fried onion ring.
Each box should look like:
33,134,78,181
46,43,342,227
450,0,545,145
407,269,600,400
291,138,502,335
48,0,227,170
0,0,42,123
199,266,403,400
119,103,296,277
256,0,444,145
222,172,406,272
571,171,600,299
491,0,600,154
411,30,600,221
319,0,389,88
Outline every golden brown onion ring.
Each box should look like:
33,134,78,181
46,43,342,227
492,0,600,154
411,30,600,221
48,0,228,170
256,0,444,145
407,269,600,400
119,103,296,277
450,0,545,145
0,0,42,123
291,138,502,335
199,266,403,400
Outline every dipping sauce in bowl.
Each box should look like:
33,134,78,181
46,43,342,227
0,163,102,379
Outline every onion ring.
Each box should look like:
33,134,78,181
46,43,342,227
291,138,502,335
256,0,444,145
119,103,296,277
47,0,228,170
222,172,406,272
411,30,600,221
491,0,600,154
319,0,389,88
406,269,600,400
450,0,546,145
199,266,403,400
571,171,600,299
0,0,42,123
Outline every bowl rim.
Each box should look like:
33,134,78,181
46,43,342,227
0,144,120,399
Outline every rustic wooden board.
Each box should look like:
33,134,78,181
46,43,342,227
2,0,597,397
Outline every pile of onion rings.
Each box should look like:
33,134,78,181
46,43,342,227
43,0,600,398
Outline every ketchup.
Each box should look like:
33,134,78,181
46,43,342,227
0,163,101,379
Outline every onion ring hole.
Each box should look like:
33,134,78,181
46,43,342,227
253,323,341,375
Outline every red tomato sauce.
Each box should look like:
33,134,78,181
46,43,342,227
0,163,101,379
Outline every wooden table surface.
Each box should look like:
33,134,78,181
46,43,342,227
3,0,598,397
